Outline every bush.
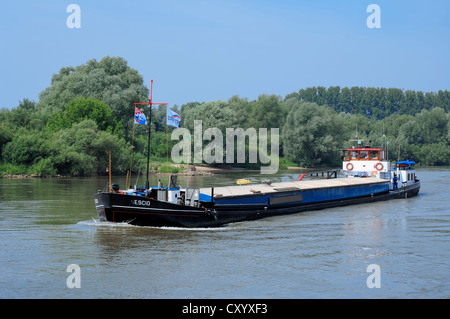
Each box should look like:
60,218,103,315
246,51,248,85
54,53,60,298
47,97,121,133
416,143,450,166
31,158,57,176
0,163,29,175
49,120,130,175
2,129,51,166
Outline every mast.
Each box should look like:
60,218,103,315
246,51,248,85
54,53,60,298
146,97,152,189
134,79,168,189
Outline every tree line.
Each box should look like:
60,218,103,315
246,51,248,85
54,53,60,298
286,86,450,120
1,56,449,177
180,95,449,168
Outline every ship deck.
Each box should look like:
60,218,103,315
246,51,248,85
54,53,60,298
200,177,389,198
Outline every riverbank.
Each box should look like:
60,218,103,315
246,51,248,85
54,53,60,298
1,164,218,179
0,156,305,179
155,164,215,176
1,174,72,179
0,164,337,179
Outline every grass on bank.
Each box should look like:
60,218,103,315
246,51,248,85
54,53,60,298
0,159,57,177
0,157,311,178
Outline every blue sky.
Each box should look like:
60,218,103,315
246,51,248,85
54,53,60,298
1,0,449,109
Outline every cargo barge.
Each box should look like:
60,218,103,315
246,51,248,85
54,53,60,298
94,140,420,228
94,82,420,227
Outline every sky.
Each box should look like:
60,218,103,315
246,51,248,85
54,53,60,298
0,0,449,109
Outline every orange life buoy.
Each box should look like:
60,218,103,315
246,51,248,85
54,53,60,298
375,163,384,171
346,163,354,171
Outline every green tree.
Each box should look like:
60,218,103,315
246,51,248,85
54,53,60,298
282,101,345,167
3,99,48,131
416,142,450,166
337,87,351,113
49,120,130,176
37,56,149,137
2,128,52,166
47,97,121,133
7,99,35,128
339,112,376,148
227,95,252,129
248,94,286,130
286,86,450,120
415,107,448,145
0,118,14,154
183,100,239,133
326,86,340,108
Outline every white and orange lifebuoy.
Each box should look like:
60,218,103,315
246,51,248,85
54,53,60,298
375,162,384,171
346,163,354,171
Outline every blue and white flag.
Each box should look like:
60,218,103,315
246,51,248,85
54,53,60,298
134,107,147,125
167,108,181,128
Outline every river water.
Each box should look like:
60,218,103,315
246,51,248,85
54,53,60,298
1,168,449,299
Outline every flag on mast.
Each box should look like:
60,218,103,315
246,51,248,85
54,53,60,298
166,108,181,128
134,107,147,124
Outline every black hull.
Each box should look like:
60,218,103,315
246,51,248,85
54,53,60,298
94,181,420,228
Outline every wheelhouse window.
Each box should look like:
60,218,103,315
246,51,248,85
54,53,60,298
343,151,350,161
370,150,379,160
343,148,386,161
